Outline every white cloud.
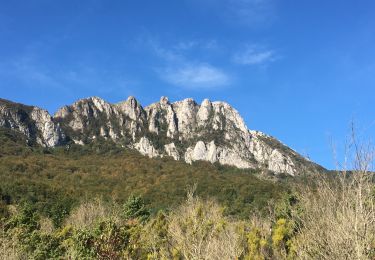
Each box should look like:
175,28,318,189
144,38,230,89
233,45,276,65
161,64,230,89
147,38,219,60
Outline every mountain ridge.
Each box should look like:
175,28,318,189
0,96,325,176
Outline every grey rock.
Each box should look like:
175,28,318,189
134,137,159,158
164,143,180,160
30,108,64,147
0,99,64,147
0,96,324,175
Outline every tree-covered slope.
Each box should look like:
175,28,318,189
0,129,287,224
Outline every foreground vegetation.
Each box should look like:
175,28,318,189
0,128,374,259
1,167,374,259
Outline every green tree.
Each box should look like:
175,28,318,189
123,195,150,222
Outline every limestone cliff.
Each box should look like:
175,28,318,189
0,96,324,175
0,98,64,147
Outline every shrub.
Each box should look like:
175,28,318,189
291,137,375,259
123,195,150,223
65,199,118,229
163,190,243,259
0,235,27,260
71,220,130,259
245,217,272,260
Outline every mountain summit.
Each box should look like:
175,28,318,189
0,97,324,175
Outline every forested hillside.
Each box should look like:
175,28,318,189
1,127,374,259
0,127,287,223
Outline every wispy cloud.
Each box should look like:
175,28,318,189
189,0,276,27
173,40,219,51
174,41,198,51
149,41,184,63
144,38,231,89
161,64,230,89
0,55,65,90
228,0,275,26
146,38,219,61
0,52,135,95
233,45,277,65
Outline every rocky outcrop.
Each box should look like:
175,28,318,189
184,141,254,169
145,96,178,138
54,96,147,143
134,137,159,158
30,108,64,147
115,96,146,122
0,100,32,140
164,143,180,160
0,96,325,175
0,98,64,147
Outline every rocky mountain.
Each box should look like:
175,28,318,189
0,98,65,147
0,97,324,175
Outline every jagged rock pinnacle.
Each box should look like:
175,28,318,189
160,96,169,104
0,96,325,175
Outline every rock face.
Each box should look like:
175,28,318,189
164,143,180,160
0,98,64,147
30,108,65,147
54,96,147,144
0,96,324,175
134,137,159,158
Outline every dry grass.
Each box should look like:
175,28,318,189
64,198,120,229
147,187,245,260
39,217,54,234
0,231,26,260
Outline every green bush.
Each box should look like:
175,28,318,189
123,195,150,222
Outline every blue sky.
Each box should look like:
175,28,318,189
0,0,374,169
